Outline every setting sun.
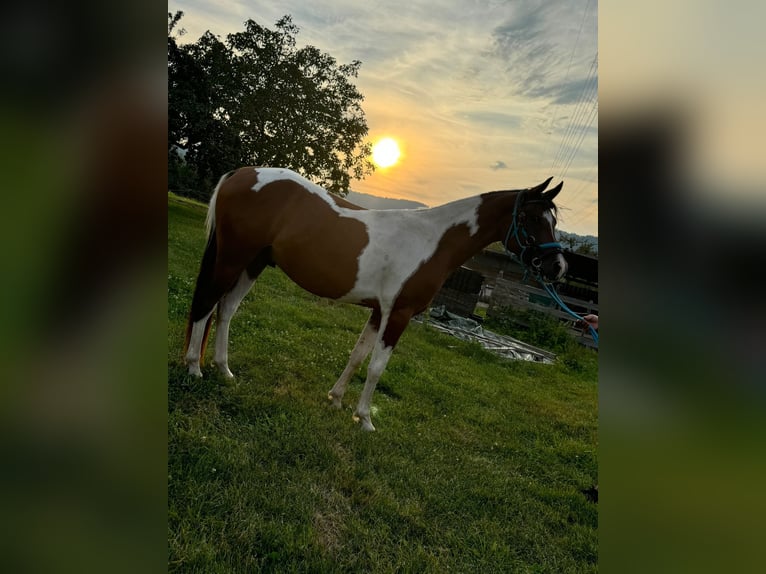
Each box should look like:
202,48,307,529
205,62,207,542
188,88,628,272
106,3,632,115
371,137,401,168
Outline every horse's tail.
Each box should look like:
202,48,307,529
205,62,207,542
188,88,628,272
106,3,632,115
184,171,233,362
205,171,233,239
183,229,217,364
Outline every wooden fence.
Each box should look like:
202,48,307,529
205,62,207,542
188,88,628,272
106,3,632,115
429,265,599,349
485,276,599,348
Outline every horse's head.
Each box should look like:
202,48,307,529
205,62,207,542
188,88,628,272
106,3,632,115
505,177,567,283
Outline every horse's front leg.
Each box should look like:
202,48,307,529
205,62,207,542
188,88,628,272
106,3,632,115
352,309,410,431
352,340,394,432
328,310,380,408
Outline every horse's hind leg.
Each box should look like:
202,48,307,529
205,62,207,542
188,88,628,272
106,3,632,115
186,309,215,377
328,308,381,409
212,255,269,378
212,271,255,378
185,261,243,377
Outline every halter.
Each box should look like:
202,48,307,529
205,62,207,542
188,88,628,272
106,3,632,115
502,190,563,272
502,190,599,346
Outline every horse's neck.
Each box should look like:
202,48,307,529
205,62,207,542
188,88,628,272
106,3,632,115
477,190,519,241
417,191,517,266
418,195,482,234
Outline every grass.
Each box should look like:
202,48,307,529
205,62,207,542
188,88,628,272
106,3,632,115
168,193,598,573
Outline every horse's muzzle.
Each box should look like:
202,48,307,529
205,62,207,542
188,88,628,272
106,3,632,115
522,245,567,282
541,252,567,282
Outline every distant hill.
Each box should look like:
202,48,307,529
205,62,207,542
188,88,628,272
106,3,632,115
345,190,427,210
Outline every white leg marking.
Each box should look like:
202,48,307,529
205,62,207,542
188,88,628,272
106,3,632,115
328,316,378,408
214,271,256,379
353,340,394,432
185,308,214,377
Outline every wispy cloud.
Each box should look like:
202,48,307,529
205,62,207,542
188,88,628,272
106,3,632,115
460,111,522,131
491,1,598,102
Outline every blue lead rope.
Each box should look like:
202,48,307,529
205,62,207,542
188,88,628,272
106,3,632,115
504,250,598,345
540,281,599,345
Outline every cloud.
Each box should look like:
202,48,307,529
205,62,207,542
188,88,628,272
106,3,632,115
552,74,598,105
461,111,522,130
528,74,598,105
490,160,508,171
490,0,597,103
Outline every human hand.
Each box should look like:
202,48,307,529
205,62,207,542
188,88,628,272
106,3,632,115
578,314,598,332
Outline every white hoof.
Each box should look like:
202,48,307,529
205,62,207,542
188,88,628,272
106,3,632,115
352,413,376,432
215,362,235,379
328,392,343,410
187,363,203,377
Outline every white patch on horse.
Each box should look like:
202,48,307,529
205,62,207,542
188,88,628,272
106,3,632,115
543,210,556,234
338,197,482,304
541,210,567,280
252,168,345,213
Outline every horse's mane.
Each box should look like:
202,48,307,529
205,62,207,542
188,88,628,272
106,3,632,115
484,188,560,217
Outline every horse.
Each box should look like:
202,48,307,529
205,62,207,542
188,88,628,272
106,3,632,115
184,167,566,431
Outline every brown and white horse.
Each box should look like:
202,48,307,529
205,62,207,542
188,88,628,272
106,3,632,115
184,167,566,431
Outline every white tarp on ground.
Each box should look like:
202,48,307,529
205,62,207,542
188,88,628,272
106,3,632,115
415,306,557,364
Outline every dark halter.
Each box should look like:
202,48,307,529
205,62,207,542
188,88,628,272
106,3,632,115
502,190,562,275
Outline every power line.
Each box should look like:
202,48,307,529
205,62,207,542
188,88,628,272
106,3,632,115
538,0,593,179
564,198,598,229
558,97,598,179
550,51,598,175
566,164,597,202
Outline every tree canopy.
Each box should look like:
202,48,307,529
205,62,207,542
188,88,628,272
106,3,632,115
168,12,373,199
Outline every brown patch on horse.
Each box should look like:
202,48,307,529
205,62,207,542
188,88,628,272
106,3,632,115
214,168,370,299
394,222,491,318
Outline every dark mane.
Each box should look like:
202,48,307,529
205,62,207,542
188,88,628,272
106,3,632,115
484,189,560,216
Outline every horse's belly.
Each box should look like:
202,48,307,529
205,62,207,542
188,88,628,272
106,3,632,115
274,248,361,300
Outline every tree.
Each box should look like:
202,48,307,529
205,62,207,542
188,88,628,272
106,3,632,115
558,230,598,256
574,242,596,256
168,12,373,198
561,234,578,251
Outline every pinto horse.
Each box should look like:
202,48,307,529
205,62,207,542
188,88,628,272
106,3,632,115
184,167,566,431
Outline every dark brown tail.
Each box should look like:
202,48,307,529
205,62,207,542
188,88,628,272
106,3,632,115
183,229,218,364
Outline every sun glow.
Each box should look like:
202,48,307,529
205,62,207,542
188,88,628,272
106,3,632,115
371,137,401,168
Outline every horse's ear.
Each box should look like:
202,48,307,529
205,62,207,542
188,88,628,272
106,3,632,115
527,176,554,196
542,181,563,201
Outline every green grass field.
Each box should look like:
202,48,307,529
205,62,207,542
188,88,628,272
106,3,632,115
168,193,598,573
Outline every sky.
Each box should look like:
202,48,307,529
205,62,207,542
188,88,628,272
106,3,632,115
169,0,598,236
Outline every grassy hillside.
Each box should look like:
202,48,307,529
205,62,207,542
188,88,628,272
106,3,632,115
168,193,598,573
